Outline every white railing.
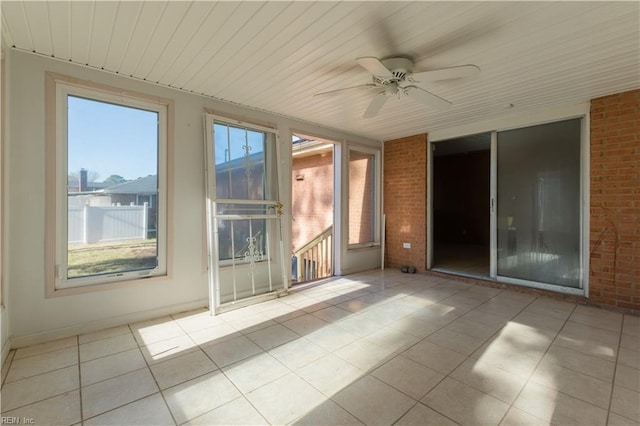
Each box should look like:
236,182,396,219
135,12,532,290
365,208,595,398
294,226,333,282
68,203,148,244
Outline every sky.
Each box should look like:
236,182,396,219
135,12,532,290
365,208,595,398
213,123,265,165
67,97,271,183
68,96,158,182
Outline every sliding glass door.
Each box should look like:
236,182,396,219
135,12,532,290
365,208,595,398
497,119,582,288
430,117,584,292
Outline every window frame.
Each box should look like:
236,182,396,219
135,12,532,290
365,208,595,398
346,144,381,249
0,53,5,307
45,73,173,296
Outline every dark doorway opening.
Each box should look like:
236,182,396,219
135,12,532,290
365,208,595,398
432,134,491,277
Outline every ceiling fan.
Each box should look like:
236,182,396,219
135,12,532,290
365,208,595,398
314,56,480,119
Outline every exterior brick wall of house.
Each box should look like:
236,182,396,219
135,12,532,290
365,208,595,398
291,150,334,252
382,88,639,311
590,89,640,310
383,134,427,271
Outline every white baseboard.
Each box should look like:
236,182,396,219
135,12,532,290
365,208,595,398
10,298,208,349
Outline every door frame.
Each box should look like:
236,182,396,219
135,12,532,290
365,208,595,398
290,131,338,284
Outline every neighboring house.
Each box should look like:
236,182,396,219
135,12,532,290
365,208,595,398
103,175,158,207
212,152,268,261
67,169,111,193
103,175,158,232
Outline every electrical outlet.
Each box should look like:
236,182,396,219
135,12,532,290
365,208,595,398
403,242,411,249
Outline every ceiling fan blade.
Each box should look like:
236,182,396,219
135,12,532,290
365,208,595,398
314,84,378,97
363,93,387,119
410,65,480,83
405,86,452,109
356,57,393,78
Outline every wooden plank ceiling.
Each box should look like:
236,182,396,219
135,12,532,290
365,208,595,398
2,1,639,141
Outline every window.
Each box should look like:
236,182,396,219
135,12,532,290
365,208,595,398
348,148,378,246
212,121,274,263
47,74,169,291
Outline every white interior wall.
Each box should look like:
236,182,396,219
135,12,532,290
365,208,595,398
6,51,381,348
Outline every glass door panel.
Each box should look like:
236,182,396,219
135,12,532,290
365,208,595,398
497,119,582,287
205,117,286,312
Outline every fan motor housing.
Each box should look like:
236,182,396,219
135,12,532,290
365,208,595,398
381,57,414,80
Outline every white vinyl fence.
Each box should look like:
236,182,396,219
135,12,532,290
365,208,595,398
68,203,148,244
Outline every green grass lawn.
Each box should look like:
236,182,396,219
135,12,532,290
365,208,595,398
67,239,157,278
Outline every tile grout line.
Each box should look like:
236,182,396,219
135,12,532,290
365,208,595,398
178,314,274,425
9,341,77,362
402,285,513,357
344,286,466,424
77,335,84,426
128,322,179,426
289,278,426,425
1,348,16,388
521,310,627,416
78,325,159,423
2,361,79,388
604,313,626,426
487,294,547,425
81,393,173,424
314,280,504,425
0,339,81,416
423,290,542,425
500,301,578,425
79,335,141,364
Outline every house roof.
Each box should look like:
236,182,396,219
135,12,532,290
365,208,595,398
67,177,111,192
292,137,333,158
3,2,638,141
103,175,157,195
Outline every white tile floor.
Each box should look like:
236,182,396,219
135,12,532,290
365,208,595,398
2,269,639,425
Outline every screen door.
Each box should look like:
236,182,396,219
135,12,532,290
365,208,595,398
204,115,287,314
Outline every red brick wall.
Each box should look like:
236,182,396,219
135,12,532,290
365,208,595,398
589,89,640,310
291,151,333,252
383,134,427,271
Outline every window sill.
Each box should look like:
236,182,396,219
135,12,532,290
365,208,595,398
347,243,381,252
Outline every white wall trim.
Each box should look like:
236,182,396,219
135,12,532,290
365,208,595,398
581,110,591,298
